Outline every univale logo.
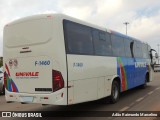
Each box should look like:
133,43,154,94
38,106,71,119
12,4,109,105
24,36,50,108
16,72,39,77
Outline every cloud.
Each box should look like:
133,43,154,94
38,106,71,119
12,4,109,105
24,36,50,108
129,13,160,49
61,6,93,20
58,0,160,52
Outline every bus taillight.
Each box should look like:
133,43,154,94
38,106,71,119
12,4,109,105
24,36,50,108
52,70,64,92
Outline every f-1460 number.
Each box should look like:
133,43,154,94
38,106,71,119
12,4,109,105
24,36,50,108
35,60,50,66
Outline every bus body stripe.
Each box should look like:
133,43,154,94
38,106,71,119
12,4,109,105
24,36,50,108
117,57,128,91
5,64,19,92
5,64,10,76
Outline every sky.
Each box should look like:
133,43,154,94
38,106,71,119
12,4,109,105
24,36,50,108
0,0,160,56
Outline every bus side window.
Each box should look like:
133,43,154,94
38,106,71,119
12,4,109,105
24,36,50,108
124,39,132,57
63,20,94,55
111,35,125,57
142,44,149,58
134,41,143,58
92,29,112,56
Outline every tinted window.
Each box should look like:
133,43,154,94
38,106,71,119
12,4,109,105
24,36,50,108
92,30,112,56
142,44,149,58
134,41,143,58
63,20,93,55
111,35,125,57
105,32,112,56
124,39,132,57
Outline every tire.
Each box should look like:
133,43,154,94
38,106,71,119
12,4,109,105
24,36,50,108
2,86,5,95
21,102,27,104
140,74,148,89
140,80,147,89
110,80,120,104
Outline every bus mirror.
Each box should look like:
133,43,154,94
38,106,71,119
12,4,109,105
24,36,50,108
155,53,158,59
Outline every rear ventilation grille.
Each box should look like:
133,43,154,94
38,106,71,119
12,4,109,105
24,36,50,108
35,88,52,92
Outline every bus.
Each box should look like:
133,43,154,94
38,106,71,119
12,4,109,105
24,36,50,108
3,14,156,105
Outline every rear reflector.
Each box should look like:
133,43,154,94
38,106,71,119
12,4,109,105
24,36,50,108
44,97,48,99
52,70,64,92
47,16,53,19
9,95,13,97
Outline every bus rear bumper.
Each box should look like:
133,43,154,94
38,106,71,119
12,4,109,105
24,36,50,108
5,88,67,105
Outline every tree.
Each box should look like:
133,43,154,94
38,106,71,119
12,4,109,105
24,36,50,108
0,57,3,67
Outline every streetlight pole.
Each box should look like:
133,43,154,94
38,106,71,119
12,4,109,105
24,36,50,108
158,44,160,64
124,22,129,35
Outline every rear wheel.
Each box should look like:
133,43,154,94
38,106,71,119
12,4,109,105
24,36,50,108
110,80,120,104
2,86,5,95
141,80,147,89
141,74,149,89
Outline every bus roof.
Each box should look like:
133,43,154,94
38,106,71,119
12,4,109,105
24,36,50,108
6,13,148,45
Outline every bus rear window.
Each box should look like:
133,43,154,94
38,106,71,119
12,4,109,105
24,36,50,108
4,18,52,47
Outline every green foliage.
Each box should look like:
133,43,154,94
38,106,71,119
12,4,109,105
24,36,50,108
0,57,3,67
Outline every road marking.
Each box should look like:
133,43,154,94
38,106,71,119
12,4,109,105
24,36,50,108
148,91,153,95
136,97,144,102
119,106,130,111
129,102,135,107
156,87,160,90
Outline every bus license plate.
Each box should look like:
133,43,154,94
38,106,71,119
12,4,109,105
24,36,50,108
20,96,33,102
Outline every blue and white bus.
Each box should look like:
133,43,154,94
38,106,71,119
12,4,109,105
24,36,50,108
3,14,156,105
